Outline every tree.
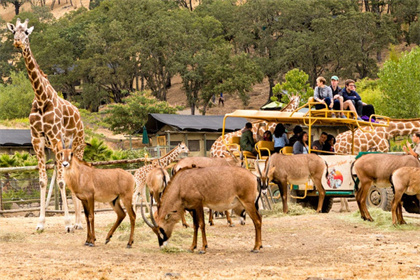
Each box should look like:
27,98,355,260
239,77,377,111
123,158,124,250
0,0,29,15
103,91,180,135
0,71,33,120
272,69,313,105
377,47,420,118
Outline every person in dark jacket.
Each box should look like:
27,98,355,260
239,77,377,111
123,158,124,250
240,122,256,154
342,79,364,121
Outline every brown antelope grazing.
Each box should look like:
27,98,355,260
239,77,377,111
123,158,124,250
352,153,420,222
173,156,246,226
143,166,190,228
61,140,136,248
390,167,420,225
142,166,263,253
259,153,328,213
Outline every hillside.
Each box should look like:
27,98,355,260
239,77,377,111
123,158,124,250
0,0,90,22
166,75,271,116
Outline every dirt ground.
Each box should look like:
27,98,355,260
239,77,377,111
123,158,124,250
1,201,420,280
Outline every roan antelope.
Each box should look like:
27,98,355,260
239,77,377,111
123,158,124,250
61,138,136,248
259,153,328,213
390,166,420,225
142,166,263,253
352,153,420,222
172,156,246,226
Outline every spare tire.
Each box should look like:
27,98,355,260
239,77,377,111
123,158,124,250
366,186,394,211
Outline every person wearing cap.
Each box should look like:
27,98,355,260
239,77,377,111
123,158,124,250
330,76,346,118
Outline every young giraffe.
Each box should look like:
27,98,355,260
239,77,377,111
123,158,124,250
334,118,420,154
7,19,84,232
210,94,301,158
133,142,189,206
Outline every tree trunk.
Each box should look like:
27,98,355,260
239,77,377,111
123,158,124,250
14,3,21,15
51,0,56,9
190,103,195,115
267,76,275,102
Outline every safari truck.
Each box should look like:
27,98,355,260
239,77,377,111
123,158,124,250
220,100,392,213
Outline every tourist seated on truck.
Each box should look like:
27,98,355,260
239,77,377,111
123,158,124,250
312,132,328,155
342,79,375,121
273,123,289,153
288,125,303,147
262,130,273,141
323,134,336,154
293,131,309,154
330,76,347,119
240,122,257,155
313,76,334,113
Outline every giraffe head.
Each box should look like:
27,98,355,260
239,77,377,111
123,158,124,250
176,142,189,156
7,18,34,49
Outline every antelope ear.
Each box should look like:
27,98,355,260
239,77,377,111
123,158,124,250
7,23,15,33
72,144,86,154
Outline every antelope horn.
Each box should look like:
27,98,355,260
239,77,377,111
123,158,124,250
149,196,158,227
69,135,74,149
256,155,262,177
61,134,66,149
265,156,271,178
140,194,156,229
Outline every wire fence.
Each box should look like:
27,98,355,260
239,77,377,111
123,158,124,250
0,157,153,215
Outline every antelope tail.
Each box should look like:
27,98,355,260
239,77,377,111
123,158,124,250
324,161,329,180
350,160,359,191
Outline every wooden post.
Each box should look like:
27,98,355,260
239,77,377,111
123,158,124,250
54,176,59,210
0,180,3,211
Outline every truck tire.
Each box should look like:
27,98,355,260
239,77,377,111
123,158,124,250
366,186,394,211
401,194,420,214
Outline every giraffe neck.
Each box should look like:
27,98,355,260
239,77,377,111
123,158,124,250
386,119,420,138
158,147,181,166
280,97,300,112
22,44,56,103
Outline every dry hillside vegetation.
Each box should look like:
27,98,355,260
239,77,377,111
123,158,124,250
0,0,91,21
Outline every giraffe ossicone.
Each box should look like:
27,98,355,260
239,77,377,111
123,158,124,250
8,19,85,232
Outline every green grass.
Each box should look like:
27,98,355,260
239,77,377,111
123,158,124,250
339,208,420,231
0,118,30,128
261,202,316,218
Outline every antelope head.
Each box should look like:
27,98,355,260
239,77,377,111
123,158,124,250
141,191,183,247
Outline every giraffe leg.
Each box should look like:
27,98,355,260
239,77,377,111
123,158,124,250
72,192,83,230
33,138,48,232
55,149,74,233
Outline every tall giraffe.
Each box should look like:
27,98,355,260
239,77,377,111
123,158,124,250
334,118,420,154
7,19,84,232
133,142,189,205
210,94,301,157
